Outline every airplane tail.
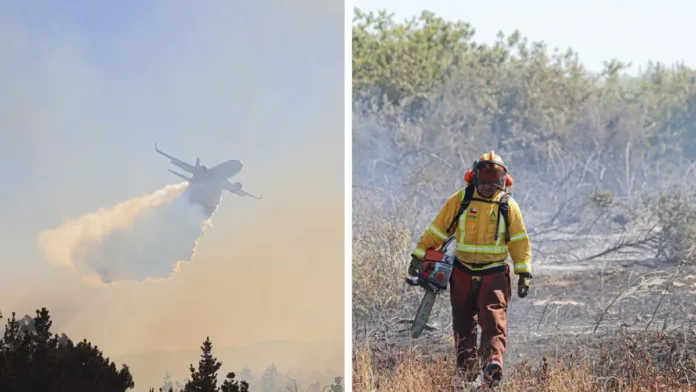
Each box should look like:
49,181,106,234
195,158,200,168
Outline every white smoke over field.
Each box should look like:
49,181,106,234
36,182,215,287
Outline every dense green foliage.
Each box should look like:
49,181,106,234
0,308,135,392
353,8,696,164
0,307,250,392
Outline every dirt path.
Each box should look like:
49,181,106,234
355,259,696,379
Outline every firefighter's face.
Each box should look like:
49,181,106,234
477,183,497,197
475,163,505,198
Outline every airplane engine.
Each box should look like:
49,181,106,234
222,181,242,193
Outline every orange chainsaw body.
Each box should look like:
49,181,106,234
421,248,453,291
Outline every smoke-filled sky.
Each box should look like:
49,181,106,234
353,0,696,74
0,0,344,386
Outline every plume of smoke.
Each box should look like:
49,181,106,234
36,182,215,287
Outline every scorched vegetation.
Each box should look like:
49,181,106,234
352,8,696,392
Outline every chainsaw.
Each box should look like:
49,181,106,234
404,236,457,339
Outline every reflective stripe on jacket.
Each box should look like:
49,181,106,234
411,188,532,275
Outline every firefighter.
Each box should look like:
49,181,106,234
408,151,532,387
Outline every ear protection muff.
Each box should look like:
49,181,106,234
464,167,514,187
505,173,513,188
464,169,474,184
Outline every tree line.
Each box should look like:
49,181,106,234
352,7,696,170
0,307,246,392
0,307,344,392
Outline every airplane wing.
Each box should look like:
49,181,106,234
168,169,192,182
222,180,262,199
235,189,263,199
155,143,197,173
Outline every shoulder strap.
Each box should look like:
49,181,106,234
446,186,512,242
495,191,511,242
446,185,475,235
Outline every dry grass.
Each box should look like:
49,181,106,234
351,193,696,392
353,328,696,391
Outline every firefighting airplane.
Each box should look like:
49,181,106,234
155,143,262,216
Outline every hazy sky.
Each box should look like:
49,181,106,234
352,0,696,73
0,0,344,386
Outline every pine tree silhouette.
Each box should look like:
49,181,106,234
183,336,223,392
0,307,135,391
220,372,249,392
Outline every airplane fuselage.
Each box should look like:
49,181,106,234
189,159,242,183
154,144,261,212
184,160,242,216
186,179,224,218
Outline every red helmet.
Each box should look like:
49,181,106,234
464,151,513,189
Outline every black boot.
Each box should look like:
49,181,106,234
483,360,502,387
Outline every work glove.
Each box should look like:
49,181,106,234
517,273,532,298
408,256,423,277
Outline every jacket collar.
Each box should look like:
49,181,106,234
473,187,501,201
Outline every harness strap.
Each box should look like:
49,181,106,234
447,185,512,243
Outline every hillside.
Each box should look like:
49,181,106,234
352,7,696,391
115,339,343,389
0,308,343,392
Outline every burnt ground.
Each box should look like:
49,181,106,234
353,228,696,379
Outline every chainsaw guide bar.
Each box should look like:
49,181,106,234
410,290,437,338
405,236,457,339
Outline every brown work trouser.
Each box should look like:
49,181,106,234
449,263,511,380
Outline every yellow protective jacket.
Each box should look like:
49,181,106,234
411,187,532,275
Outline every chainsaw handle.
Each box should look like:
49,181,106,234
438,236,456,252
404,275,447,291
405,277,433,292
